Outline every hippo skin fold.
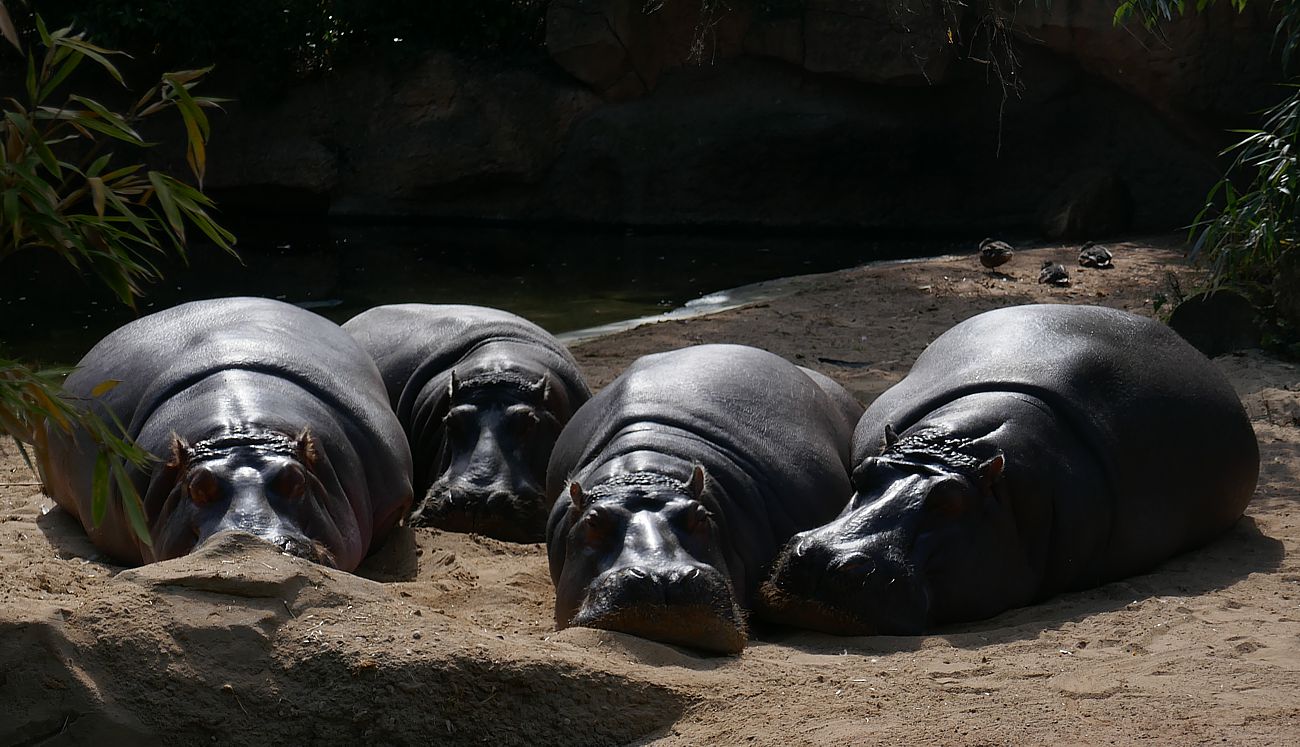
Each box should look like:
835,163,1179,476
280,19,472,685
37,297,413,571
761,304,1260,635
545,344,864,653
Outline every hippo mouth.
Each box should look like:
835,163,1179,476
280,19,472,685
570,603,748,654
755,580,885,636
564,566,747,654
755,547,931,636
411,488,547,543
193,530,339,569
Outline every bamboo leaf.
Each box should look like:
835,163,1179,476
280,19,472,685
91,451,110,527
0,2,21,53
38,49,85,102
25,50,36,102
147,170,185,243
68,96,146,144
34,14,51,48
113,459,152,547
54,37,126,86
88,176,106,218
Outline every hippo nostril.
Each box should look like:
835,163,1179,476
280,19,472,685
624,567,650,580
834,552,876,576
681,567,701,581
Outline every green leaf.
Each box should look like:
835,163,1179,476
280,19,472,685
25,51,36,103
87,176,106,217
85,153,112,178
34,14,51,48
67,96,145,144
112,458,152,547
37,49,85,102
54,37,126,86
0,3,21,53
91,451,110,527
148,171,186,243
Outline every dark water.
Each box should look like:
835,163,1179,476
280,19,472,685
0,222,968,365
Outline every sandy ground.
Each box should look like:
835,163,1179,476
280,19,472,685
2,237,1298,745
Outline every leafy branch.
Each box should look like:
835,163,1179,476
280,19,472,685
0,1,236,545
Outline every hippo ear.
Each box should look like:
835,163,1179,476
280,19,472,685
977,452,1006,490
295,428,321,472
685,465,707,499
447,370,460,401
881,424,900,453
537,376,554,406
568,481,587,512
166,433,192,469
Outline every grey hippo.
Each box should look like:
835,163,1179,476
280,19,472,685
545,344,863,653
37,297,413,571
343,304,590,543
760,304,1259,634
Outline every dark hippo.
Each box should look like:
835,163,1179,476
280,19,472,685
546,344,863,653
760,304,1259,635
343,304,590,542
36,297,413,571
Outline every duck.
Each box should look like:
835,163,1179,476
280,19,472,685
1078,241,1114,269
978,238,1014,270
1038,260,1071,287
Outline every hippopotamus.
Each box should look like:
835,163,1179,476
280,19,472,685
343,304,590,542
36,297,413,571
760,304,1259,635
545,344,863,653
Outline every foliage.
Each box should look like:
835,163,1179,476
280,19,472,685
1114,1,1300,338
0,1,234,543
13,0,551,93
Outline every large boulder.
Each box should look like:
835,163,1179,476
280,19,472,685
546,0,750,99
203,54,601,218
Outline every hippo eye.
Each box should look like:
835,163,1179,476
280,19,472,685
850,459,885,494
923,481,971,519
187,467,220,507
681,502,714,535
505,405,539,438
272,464,308,501
580,505,617,545
444,406,476,442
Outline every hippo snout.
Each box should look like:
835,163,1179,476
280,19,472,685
759,536,930,636
417,483,548,543
566,563,747,654
193,529,337,568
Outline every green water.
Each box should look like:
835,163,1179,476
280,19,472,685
0,222,967,365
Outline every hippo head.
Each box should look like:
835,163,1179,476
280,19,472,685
549,467,746,654
414,370,566,542
760,425,1030,635
146,428,359,569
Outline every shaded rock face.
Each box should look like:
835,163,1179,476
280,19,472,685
204,53,603,219
200,3,1274,233
1039,168,1134,240
1168,289,1263,358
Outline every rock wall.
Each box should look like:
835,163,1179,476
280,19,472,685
200,1,1277,235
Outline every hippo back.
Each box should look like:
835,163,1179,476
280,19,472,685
854,304,1259,580
341,304,590,423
